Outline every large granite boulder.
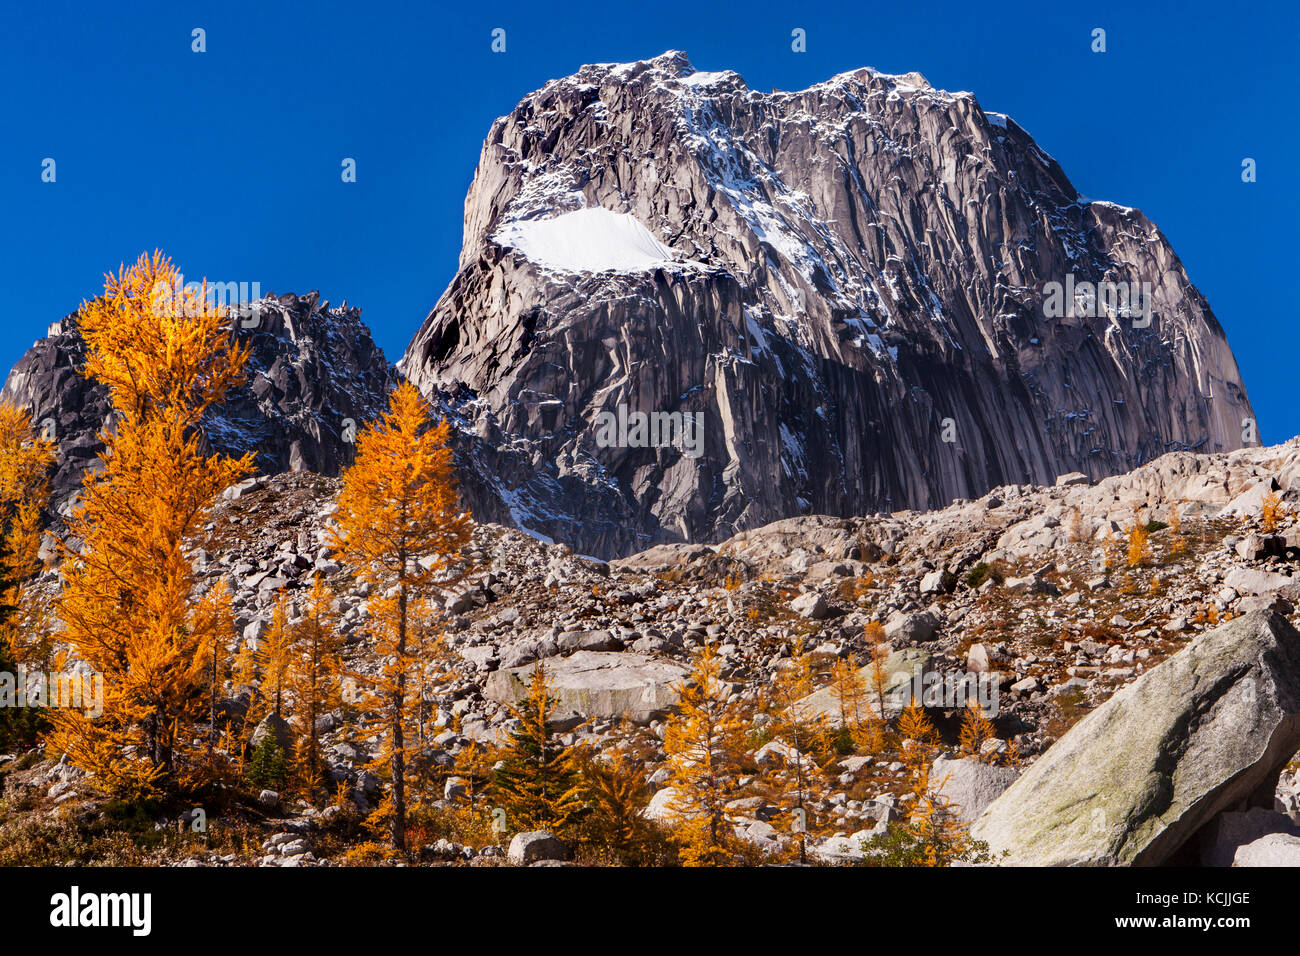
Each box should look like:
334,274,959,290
971,611,1300,865
484,650,689,724
507,831,571,865
930,756,1020,825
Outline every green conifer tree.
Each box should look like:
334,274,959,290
493,665,585,835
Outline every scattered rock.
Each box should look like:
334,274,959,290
484,651,689,724
790,591,832,620
1233,832,1300,866
1199,807,1300,867
883,610,939,645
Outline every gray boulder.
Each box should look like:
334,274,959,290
484,650,688,724
1222,567,1294,597
1199,807,1300,867
930,756,1020,825
971,611,1300,865
250,713,294,758
1233,832,1300,866
507,831,571,865
884,610,940,645
919,569,955,595
790,591,831,620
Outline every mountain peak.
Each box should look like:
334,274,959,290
406,57,1251,557
3,294,399,513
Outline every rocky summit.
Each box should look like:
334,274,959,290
401,51,1252,558
1,292,398,515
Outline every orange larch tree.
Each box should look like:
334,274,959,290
331,381,472,851
47,253,253,797
260,594,295,719
0,402,56,665
763,650,829,864
662,642,753,866
288,579,343,802
0,403,56,749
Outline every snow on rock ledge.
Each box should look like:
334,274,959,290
493,207,675,273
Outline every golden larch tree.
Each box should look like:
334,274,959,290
1262,490,1283,533
896,700,939,792
958,699,996,761
0,404,56,749
662,642,752,866
863,620,892,720
260,594,294,718
406,596,454,804
1066,506,1084,543
331,380,472,851
571,740,660,865
231,622,263,689
0,403,56,666
763,650,830,864
47,253,253,796
197,581,236,774
874,701,984,866
287,579,343,802
1126,505,1151,568
828,656,883,754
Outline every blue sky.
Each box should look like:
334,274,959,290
3,0,1296,439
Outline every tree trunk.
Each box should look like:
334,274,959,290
391,576,408,851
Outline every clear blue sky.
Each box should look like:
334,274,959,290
3,0,1296,440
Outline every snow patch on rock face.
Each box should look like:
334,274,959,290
677,69,737,88
493,207,675,273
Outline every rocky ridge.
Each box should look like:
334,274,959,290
1,292,398,515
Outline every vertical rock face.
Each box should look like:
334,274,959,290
2,292,398,513
402,50,1253,559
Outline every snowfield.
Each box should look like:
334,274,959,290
493,207,676,273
